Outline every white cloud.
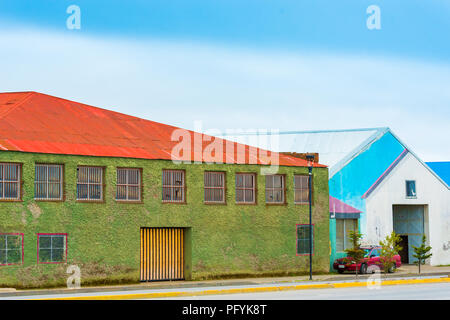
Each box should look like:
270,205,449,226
0,27,449,161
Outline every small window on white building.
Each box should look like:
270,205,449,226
406,180,416,198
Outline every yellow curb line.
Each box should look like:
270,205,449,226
35,277,450,300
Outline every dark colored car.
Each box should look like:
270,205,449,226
333,245,401,274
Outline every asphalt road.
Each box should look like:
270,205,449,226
1,278,449,300
156,282,450,300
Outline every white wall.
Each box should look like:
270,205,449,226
365,153,450,265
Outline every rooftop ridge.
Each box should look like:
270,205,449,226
0,91,35,120
219,127,389,136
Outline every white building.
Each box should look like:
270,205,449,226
223,128,450,266
364,151,450,266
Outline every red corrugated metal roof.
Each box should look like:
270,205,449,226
0,92,326,168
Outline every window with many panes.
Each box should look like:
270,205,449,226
0,163,21,200
35,164,63,200
336,219,358,252
204,172,225,203
0,234,23,265
162,170,185,202
406,180,416,198
294,175,310,204
297,224,314,255
235,173,256,204
265,174,285,203
76,166,103,201
38,234,67,264
116,168,141,201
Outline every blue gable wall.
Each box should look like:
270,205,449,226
329,132,405,235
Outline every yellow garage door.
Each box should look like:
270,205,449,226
140,227,184,281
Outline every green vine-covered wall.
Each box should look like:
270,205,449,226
0,151,329,288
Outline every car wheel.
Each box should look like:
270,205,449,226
360,264,367,274
388,263,396,273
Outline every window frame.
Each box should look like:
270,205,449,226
369,248,381,257
162,169,186,204
115,167,143,203
204,171,226,204
76,166,105,202
336,218,358,252
293,174,311,205
0,162,22,201
0,233,24,266
34,163,64,201
405,180,417,199
265,174,286,205
235,172,257,205
37,233,68,264
296,224,314,256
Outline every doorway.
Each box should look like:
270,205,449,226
140,227,185,281
398,235,409,264
393,205,426,264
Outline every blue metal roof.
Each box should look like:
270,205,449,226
221,127,450,190
426,162,450,186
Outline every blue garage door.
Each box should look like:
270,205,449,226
393,205,424,263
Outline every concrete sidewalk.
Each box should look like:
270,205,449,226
1,264,449,298
3,275,450,300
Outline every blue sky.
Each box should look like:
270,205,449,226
0,1,449,160
1,0,450,61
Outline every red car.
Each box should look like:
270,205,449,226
333,245,401,274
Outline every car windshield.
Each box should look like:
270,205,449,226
362,248,372,257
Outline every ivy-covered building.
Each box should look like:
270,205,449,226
0,92,329,288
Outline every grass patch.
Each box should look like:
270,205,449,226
0,261,139,290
